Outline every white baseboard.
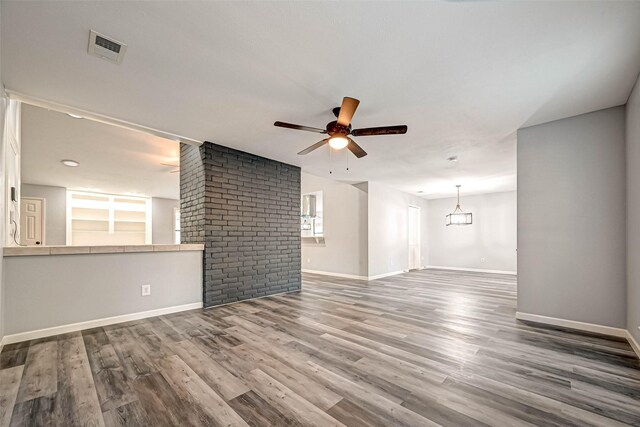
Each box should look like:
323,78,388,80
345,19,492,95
427,265,517,275
2,302,203,345
302,269,369,280
302,269,405,281
627,330,640,359
368,270,405,280
204,289,300,310
515,312,627,338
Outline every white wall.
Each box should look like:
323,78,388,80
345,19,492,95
627,73,640,347
301,175,515,279
0,54,5,343
152,197,179,244
517,106,626,328
21,183,66,245
301,172,368,278
427,191,516,273
367,181,429,278
3,250,203,337
14,189,178,246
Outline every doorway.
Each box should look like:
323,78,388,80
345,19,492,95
20,197,44,246
408,205,421,270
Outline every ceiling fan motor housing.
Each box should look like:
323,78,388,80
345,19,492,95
326,120,351,136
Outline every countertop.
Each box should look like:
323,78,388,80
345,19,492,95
3,244,205,257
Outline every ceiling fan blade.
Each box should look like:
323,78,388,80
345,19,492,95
351,125,408,137
347,138,367,158
337,97,360,126
274,121,327,134
298,139,329,155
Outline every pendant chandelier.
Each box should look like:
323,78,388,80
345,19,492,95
446,185,472,226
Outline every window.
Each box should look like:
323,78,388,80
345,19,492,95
67,190,152,245
174,207,181,244
301,191,323,238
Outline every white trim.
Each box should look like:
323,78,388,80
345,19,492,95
515,312,627,338
427,265,517,275
302,269,405,281
6,90,201,146
368,270,405,280
1,302,202,345
145,197,153,245
627,330,640,359
204,289,300,310
407,205,421,271
174,206,181,244
302,269,368,281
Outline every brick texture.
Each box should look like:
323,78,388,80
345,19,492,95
180,142,301,307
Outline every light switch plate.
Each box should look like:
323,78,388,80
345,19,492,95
141,284,151,296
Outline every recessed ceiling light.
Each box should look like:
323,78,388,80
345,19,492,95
61,159,80,167
447,155,458,162
66,113,83,119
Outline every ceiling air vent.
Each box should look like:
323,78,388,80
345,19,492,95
88,30,127,64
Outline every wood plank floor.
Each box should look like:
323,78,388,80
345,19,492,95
1,269,639,426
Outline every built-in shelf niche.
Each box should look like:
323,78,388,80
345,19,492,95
67,190,151,246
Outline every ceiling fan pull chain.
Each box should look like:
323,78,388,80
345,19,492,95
346,150,349,171
329,146,332,174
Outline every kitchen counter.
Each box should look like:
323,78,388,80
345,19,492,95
3,244,204,257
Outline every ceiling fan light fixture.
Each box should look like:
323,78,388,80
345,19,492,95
328,136,349,150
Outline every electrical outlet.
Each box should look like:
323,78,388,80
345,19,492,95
141,284,151,296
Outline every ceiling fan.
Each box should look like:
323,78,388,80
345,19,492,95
274,97,408,158
161,163,179,173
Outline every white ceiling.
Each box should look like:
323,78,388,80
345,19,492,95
3,1,640,199
21,104,180,199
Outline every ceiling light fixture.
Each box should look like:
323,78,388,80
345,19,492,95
61,159,80,167
446,185,472,226
66,113,83,119
328,136,349,150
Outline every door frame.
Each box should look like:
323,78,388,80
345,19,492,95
408,204,421,270
20,196,46,246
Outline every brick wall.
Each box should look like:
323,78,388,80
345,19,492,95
180,142,301,307
180,144,206,243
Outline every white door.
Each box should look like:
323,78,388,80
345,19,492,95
20,198,44,246
408,205,421,270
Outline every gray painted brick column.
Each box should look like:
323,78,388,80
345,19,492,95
180,142,301,307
